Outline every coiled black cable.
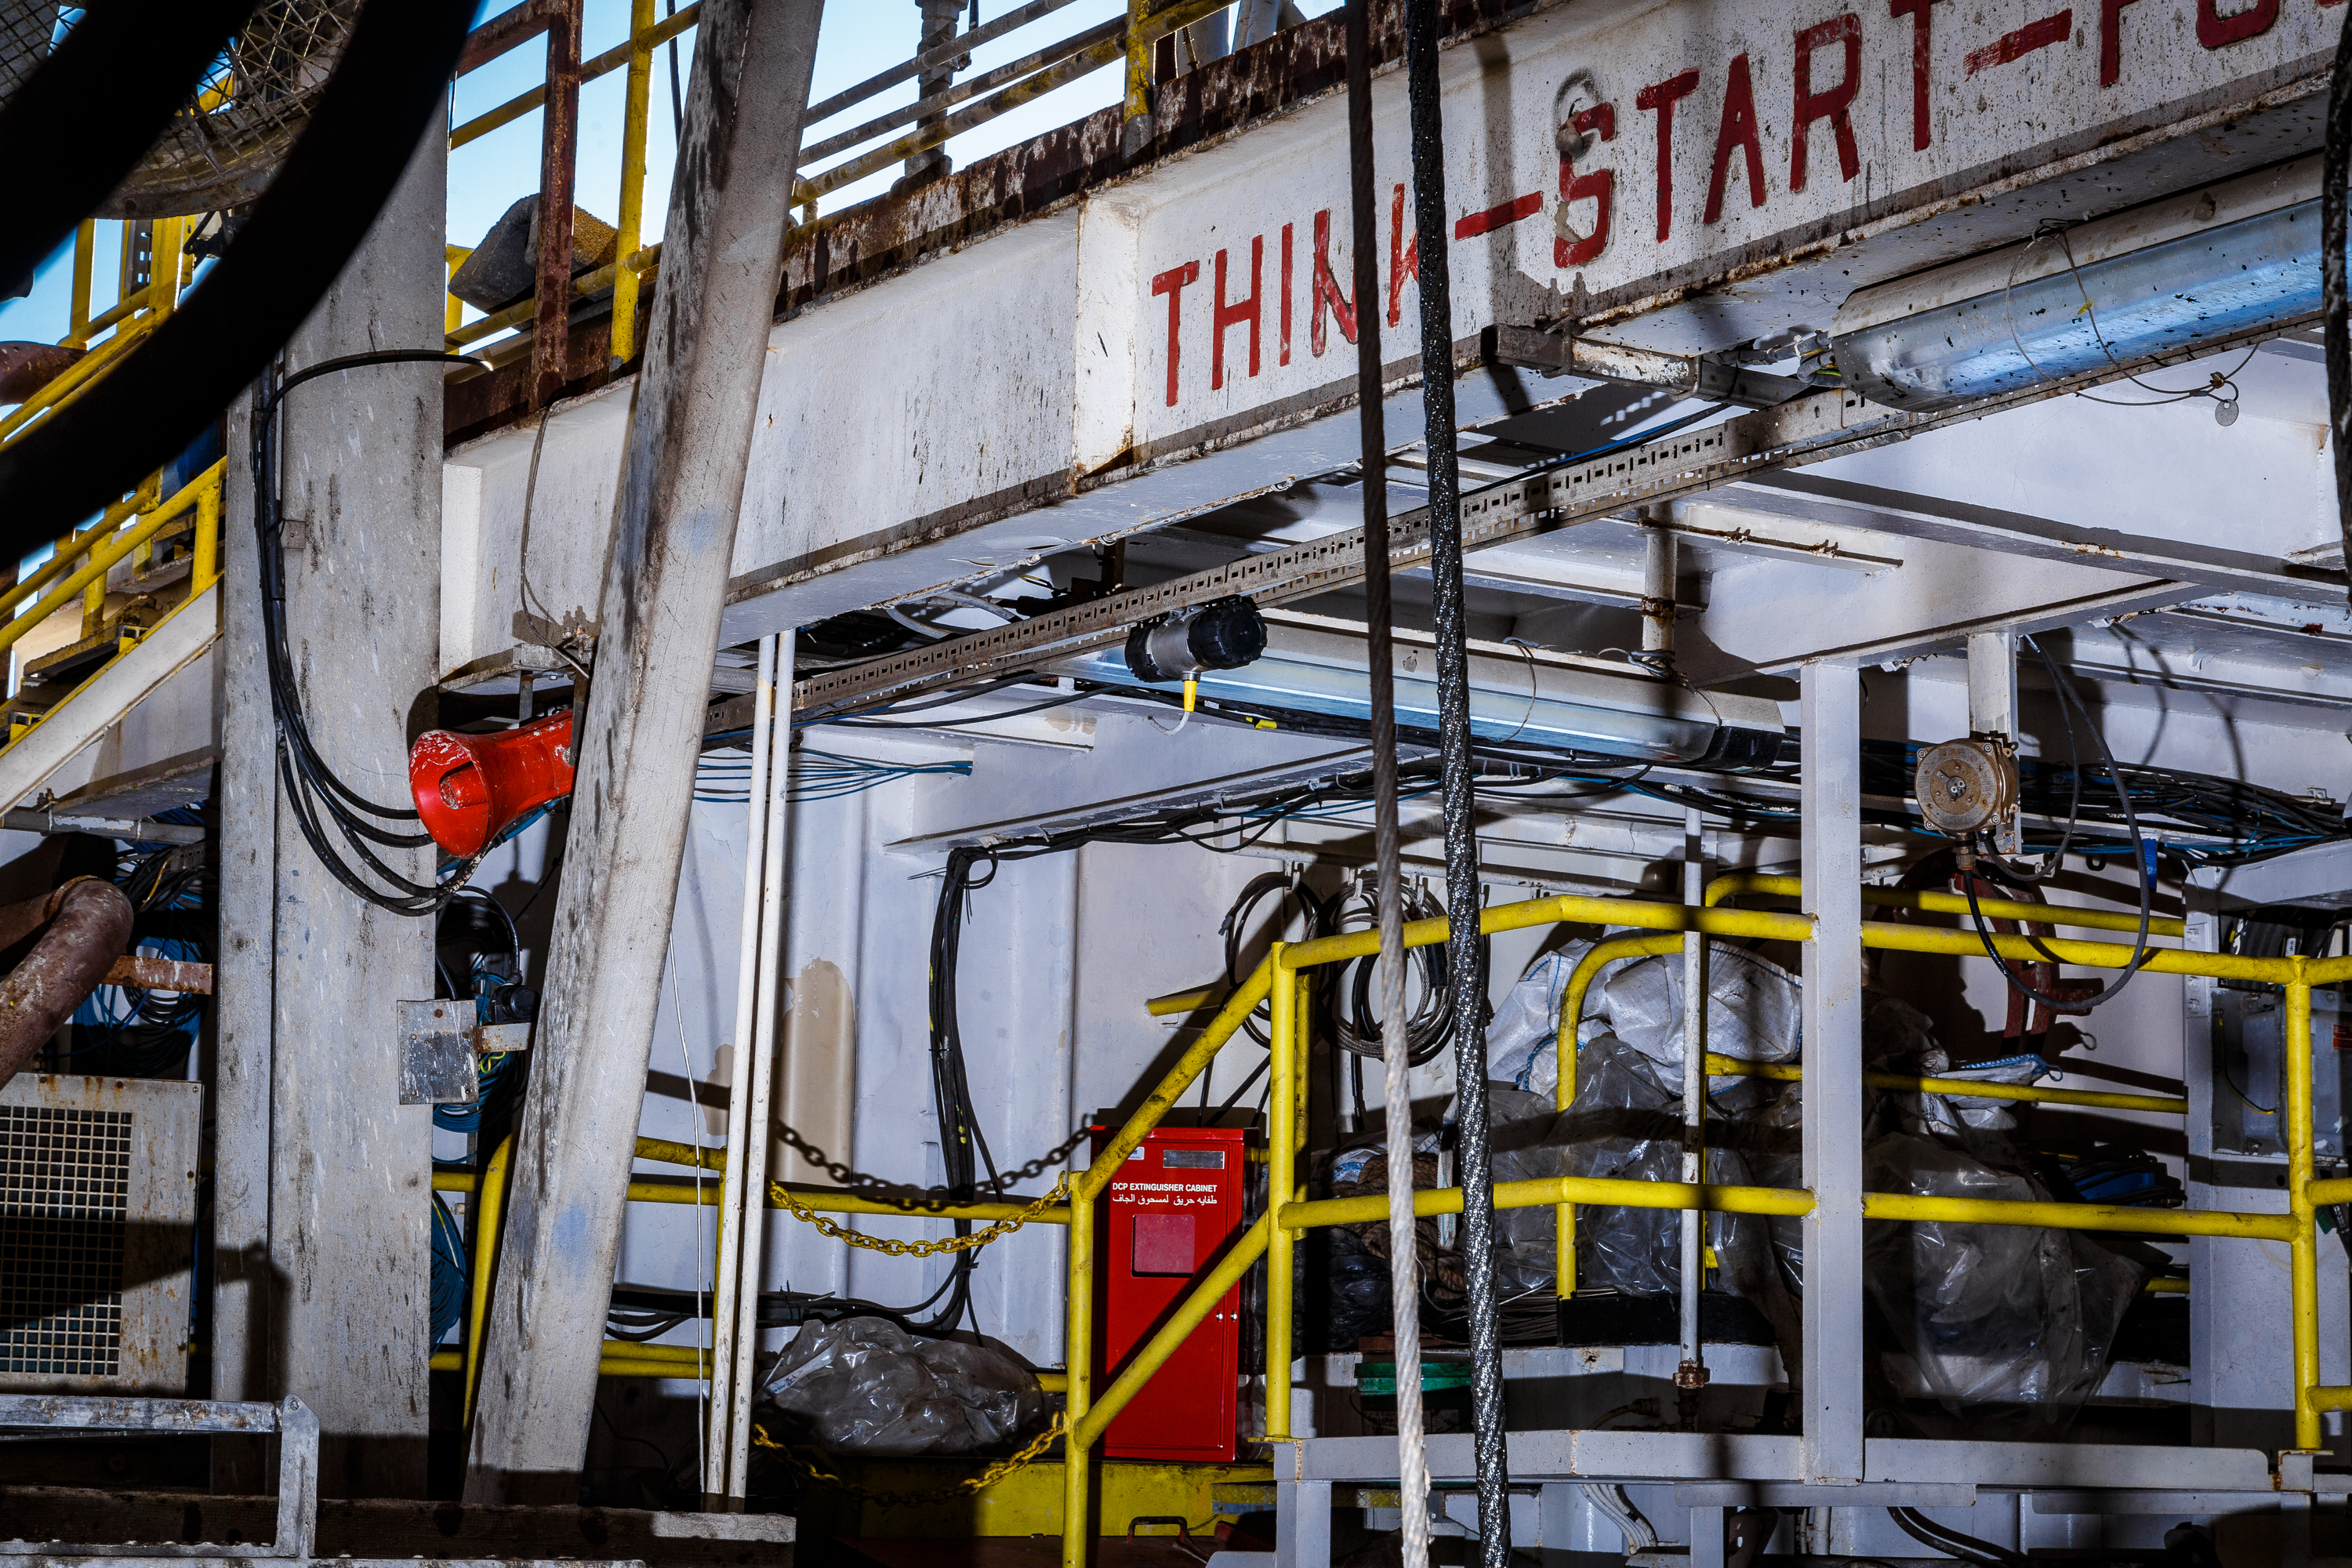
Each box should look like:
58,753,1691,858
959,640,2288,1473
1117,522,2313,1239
1221,871,1331,1045
1328,878,1456,1067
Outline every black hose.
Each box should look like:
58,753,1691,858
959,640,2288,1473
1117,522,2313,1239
0,0,476,551
2326,6,2352,604
1886,1506,2027,1567
0,0,260,292
1399,3,1509,1562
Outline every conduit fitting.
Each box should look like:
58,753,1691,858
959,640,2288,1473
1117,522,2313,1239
0,875,135,1084
1673,1358,1711,1391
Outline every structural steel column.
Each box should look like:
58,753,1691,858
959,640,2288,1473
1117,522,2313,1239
264,119,449,1497
1798,662,1864,1484
465,0,823,1501
210,394,274,1494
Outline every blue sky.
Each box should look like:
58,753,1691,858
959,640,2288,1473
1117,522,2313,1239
1,3,1337,350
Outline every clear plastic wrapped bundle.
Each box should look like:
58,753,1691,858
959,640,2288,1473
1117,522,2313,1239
760,1315,1046,1456
1863,1132,2147,1432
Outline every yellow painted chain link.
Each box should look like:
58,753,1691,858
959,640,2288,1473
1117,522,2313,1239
766,1175,1069,1257
753,1412,1067,1505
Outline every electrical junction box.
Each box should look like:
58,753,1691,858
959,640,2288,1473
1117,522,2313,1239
1089,1122,1250,1462
2214,985,2350,1160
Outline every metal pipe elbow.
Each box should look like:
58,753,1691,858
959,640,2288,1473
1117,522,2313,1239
0,875,134,1083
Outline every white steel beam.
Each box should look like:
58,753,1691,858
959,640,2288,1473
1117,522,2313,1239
1798,662,1863,1486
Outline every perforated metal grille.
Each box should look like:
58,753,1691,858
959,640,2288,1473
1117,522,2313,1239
0,1107,130,1379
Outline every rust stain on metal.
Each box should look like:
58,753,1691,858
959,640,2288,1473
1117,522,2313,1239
448,0,1523,448
532,0,586,412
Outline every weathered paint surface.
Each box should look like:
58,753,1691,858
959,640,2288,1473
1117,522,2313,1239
443,0,2343,654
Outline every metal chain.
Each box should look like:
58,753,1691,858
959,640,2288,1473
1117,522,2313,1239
766,1174,1069,1257
753,1412,1067,1505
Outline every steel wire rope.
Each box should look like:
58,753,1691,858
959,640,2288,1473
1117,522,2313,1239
1398,5,1509,1557
1344,0,1428,1551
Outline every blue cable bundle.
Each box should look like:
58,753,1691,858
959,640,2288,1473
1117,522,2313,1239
429,1194,467,1346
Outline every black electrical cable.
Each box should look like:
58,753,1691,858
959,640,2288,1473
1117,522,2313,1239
1221,872,1330,1045
2322,5,2352,597
252,352,503,916
923,846,1012,1336
0,0,261,293
1886,1507,2027,1568
0,0,477,549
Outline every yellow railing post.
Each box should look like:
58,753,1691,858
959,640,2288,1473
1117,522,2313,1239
464,1135,516,1426
1123,0,1152,125
612,0,656,365
2288,965,2323,1450
1266,943,1296,1439
1062,1175,1096,1568
67,221,93,350
193,469,220,591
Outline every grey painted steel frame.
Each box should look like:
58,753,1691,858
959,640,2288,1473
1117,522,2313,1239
1798,663,1864,1485
0,1396,316,1559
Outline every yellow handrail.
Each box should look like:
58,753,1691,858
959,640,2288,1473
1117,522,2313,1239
1063,886,2337,1566
0,315,156,448
1699,1054,2190,1116
1704,871,2187,938
0,461,223,663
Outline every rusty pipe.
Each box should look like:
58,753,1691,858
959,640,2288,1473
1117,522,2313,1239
0,876,134,1083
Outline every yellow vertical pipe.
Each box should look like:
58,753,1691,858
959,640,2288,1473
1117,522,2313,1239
147,219,179,322
612,0,655,365
1062,1180,1095,1568
1265,945,1296,1439
192,470,220,590
1123,0,1152,123
67,221,93,349
463,1136,516,1425
1555,981,1578,1298
2288,968,2322,1450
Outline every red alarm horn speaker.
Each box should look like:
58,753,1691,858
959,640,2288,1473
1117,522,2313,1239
408,710,575,857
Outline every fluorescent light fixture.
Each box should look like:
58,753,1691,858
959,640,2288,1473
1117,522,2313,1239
1056,610,1785,769
1832,155,2322,412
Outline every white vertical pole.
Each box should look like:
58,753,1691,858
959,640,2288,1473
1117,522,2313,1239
1799,662,1864,1484
724,632,795,1501
1678,808,1707,1393
704,633,776,1505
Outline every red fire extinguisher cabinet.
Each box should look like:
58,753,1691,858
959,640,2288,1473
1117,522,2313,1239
1089,1123,1252,1462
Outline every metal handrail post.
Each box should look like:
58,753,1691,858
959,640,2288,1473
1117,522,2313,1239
2289,966,2324,1450
1062,1176,1096,1568
66,221,93,349
462,1135,515,1425
1265,942,1297,1439
1123,0,1152,126
612,0,656,365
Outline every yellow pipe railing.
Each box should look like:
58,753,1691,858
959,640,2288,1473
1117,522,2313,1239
1704,871,2187,939
0,461,223,663
1699,1054,2190,1116
1061,884,2335,1566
